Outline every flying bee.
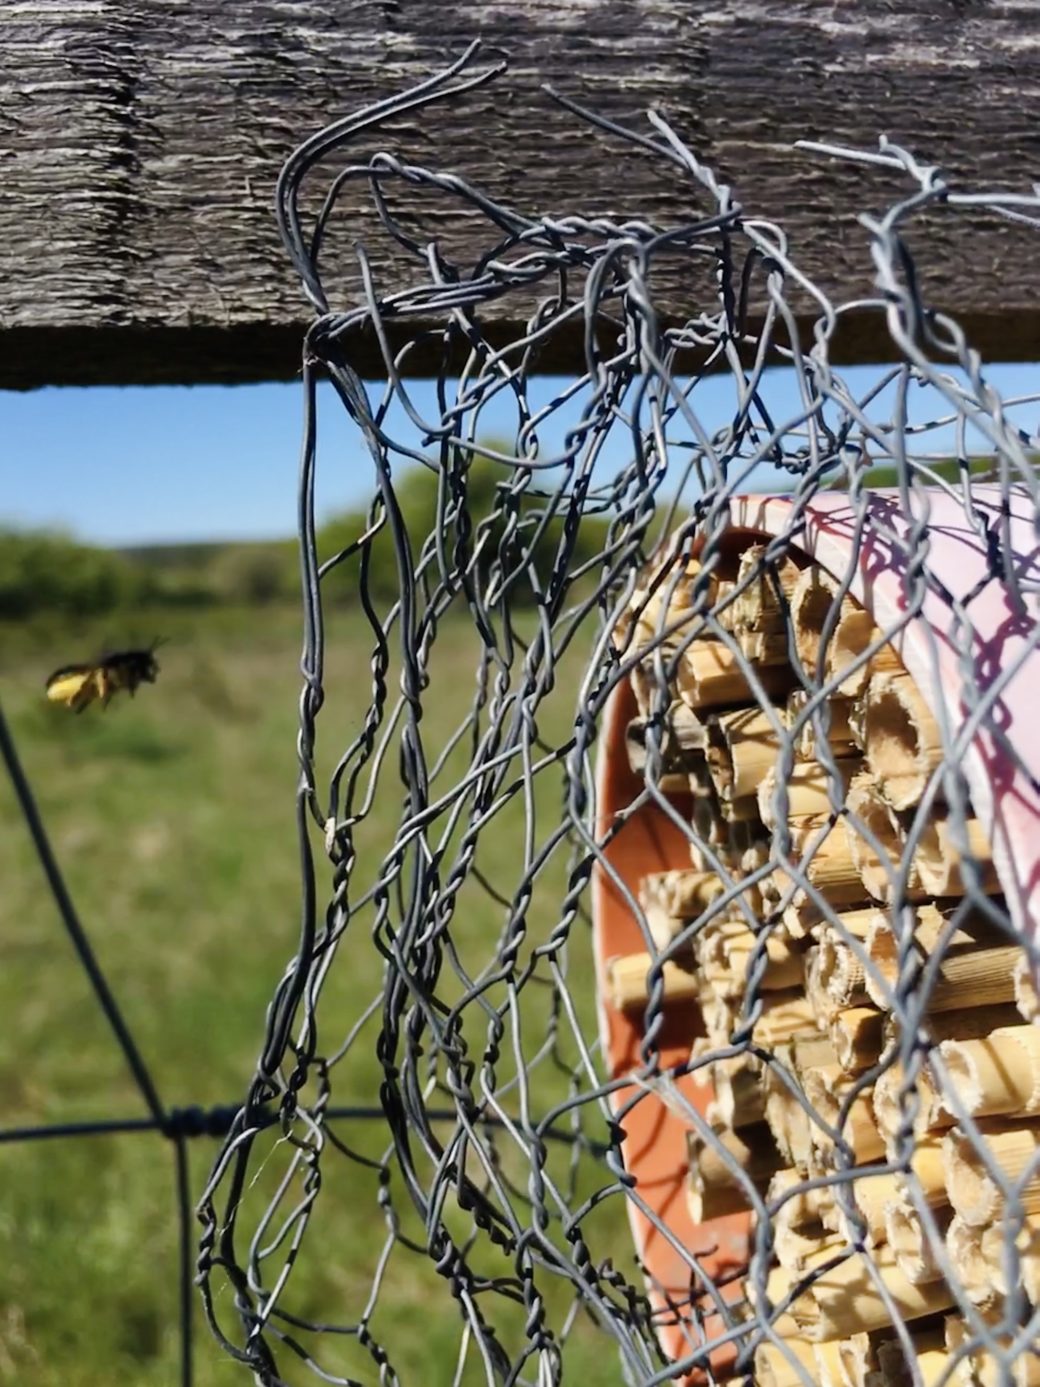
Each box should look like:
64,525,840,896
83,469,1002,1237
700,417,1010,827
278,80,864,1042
45,642,164,713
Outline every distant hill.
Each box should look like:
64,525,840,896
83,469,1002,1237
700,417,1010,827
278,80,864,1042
117,540,245,569
828,455,1036,490
8,453,1033,622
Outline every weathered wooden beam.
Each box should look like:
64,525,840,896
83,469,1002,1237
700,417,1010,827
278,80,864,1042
3,3,1040,388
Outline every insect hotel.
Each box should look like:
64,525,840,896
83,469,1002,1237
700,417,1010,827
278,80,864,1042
594,487,1040,1387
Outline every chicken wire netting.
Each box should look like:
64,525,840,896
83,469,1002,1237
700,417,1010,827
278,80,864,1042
192,44,1040,1387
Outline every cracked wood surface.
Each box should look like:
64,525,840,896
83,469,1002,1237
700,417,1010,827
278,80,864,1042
2,2,1040,387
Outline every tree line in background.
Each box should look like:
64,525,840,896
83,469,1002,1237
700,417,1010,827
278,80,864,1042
0,451,614,619
1,453,998,621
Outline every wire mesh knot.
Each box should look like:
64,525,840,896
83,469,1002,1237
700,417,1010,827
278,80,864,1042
162,1105,240,1141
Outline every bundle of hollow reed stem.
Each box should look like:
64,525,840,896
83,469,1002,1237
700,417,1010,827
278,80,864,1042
609,540,1040,1387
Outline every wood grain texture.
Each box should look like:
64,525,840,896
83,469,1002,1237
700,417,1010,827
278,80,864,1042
2,1,1040,386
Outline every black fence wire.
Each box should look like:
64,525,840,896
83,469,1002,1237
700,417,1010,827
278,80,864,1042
6,39,1040,1387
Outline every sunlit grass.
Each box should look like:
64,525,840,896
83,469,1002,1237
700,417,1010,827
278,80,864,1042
0,606,635,1386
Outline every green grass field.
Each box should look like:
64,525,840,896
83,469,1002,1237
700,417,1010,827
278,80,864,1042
0,606,635,1385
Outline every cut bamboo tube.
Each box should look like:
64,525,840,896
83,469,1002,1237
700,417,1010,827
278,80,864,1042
751,1264,821,1328
797,1239,955,1339
973,1350,1040,1387
737,830,770,867
770,1170,838,1270
769,823,874,921
983,1349,1040,1387
624,558,700,626
605,952,698,1012
719,924,805,993
770,1168,833,1228
685,1120,782,1221
944,1120,1040,1226
640,900,689,953
702,989,738,1043
629,660,667,719
625,600,700,715
967,1213,1040,1303
641,868,726,920
735,544,803,633
1021,1224,1040,1306
875,1328,951,1387
884,1194,952,1284
625,701,708,790
758,758,861,829
776,1228,847,1277
629,567,726,636
720,705,785,800
712,577,739,630
807,906,879,945
945,1313,1040,1387
831,1007,885,1074
781,898,826,941
791,567,842,678
703,712,764,818
830,605,904,700
946,1215,996,1306
766,1049,816,1168
813,1336,863,1387
789,566,902,698
938,1026,1040,1122
913,812,1002,898
767,1093,813,1169
865,934,1020,1018
740,627,792,665
837,1333,875,1387
643,859,726,948
701,953,785,1000
874,1063,949,1146
704,719,736,807
849,1135,947,1242
754,992,822,1047
792,1032,840,1075
620,556,713,646
808,928,871,1023
704,1052,767,1130
787,689,857,759
676,637,794,710
1015,953,1040,1023
754,1335,819,1387
803,1065,886,1164
846,775,926,904
689,784,728,868
883,1005,1024,1050
865,903,1010,994
694,914,748,968
861,671,944,811
787,1227,849,1275
940,1314,976,1387
781,897,878,943
917,945,1021,1016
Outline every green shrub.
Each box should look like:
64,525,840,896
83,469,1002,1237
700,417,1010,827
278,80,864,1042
0,530,157,619
208,543,295,605
315,447,612,606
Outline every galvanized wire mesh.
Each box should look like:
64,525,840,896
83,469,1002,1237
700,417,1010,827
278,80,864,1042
191,42,1040,1387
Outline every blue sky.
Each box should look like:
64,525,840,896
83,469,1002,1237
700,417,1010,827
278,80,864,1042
2,363,1038,546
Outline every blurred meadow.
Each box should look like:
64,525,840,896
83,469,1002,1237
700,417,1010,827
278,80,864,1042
0,468,636,1386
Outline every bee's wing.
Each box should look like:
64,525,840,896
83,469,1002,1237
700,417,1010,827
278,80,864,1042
45,667,94,711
